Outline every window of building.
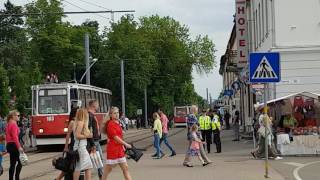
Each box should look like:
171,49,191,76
259,3,261,44
262,0,265,39
254,10,258,49
266,0,269,36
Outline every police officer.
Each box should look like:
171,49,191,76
199,109,212,153
212,110,222,153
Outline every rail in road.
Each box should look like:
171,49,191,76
1,128,185,180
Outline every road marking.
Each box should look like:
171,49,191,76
283,162,304,167
292,161,320,180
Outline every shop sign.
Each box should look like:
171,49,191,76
235,0,248,68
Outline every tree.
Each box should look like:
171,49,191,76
26,0,85,81
0,64,10,116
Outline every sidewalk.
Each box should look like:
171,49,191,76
101,129,286,180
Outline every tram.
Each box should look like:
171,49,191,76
31,83,112,146
173,106,191,127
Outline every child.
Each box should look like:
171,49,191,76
187,124,209,167
152,112,164,159
0,135,6,176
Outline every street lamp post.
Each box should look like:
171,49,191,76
79,58,98,83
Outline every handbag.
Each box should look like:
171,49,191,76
19,152,28,166
52,152,69,172
125,145,143,162
0,165,3,176
90,151,103,169
190,141,200,150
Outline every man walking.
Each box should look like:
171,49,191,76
158,109,176,157
212,110,222,153
199,109,212,153
87,100,104,180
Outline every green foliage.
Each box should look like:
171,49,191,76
0,1,216,117
0,64,9,116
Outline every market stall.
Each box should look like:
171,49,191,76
257,92,320,155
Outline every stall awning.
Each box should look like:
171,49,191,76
256,91,320,109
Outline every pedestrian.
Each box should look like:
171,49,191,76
102,107,132,180
0,115,6,136
251,113,283,160
199,109,212,153
17,116,26,147
124,116,129,131
187,124,209,167
183,105,212,167
55,107,78,180
73,108,93,180
87,100,104,180
232,110,240,141
212,110,222,153
6,110,24,180
224,110,231,130
0,135,7,176
151,112,165,159
158,109,176,157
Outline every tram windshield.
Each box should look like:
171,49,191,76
38,89,68,114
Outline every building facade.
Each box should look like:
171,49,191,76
220,0,320,131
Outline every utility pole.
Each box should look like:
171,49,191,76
73,63,76,82
144,87,148,128
121,59,125,116
84,33,90,85
206,88,209,104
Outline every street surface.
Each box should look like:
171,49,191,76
2,128,320,180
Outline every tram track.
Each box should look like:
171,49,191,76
17,128,185,180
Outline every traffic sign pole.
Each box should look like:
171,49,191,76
264,83,269,178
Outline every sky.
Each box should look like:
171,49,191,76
3,0,235,100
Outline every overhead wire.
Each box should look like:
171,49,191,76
61,0,110,20
75,0,112,11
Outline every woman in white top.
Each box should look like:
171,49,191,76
73,108,93,180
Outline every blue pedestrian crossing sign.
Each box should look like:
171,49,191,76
249,52,280,83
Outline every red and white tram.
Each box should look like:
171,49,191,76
31,83,112,146
173,106,191,127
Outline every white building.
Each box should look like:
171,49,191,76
249,0,320,98
220,0,320,131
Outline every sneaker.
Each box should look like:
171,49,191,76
202,162,209,166
169,152,176,157
274,156,283,160
160,153,165,158
151,154,157,157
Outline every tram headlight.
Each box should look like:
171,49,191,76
39,129,44,133
64,128,68,133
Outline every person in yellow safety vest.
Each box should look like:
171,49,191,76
212,110,222,153
199,109,212,153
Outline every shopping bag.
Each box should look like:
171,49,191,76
19,152,28,166
90,151,103,169
125,145,143,162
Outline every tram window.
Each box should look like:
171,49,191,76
70,88,78,100
38,89,68,114
80,89,86,108
85,90,91,107
106,94,110,112
98,92,104,112
100,93,106,113
32,90,37,115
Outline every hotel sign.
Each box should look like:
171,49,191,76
235,0,248,68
